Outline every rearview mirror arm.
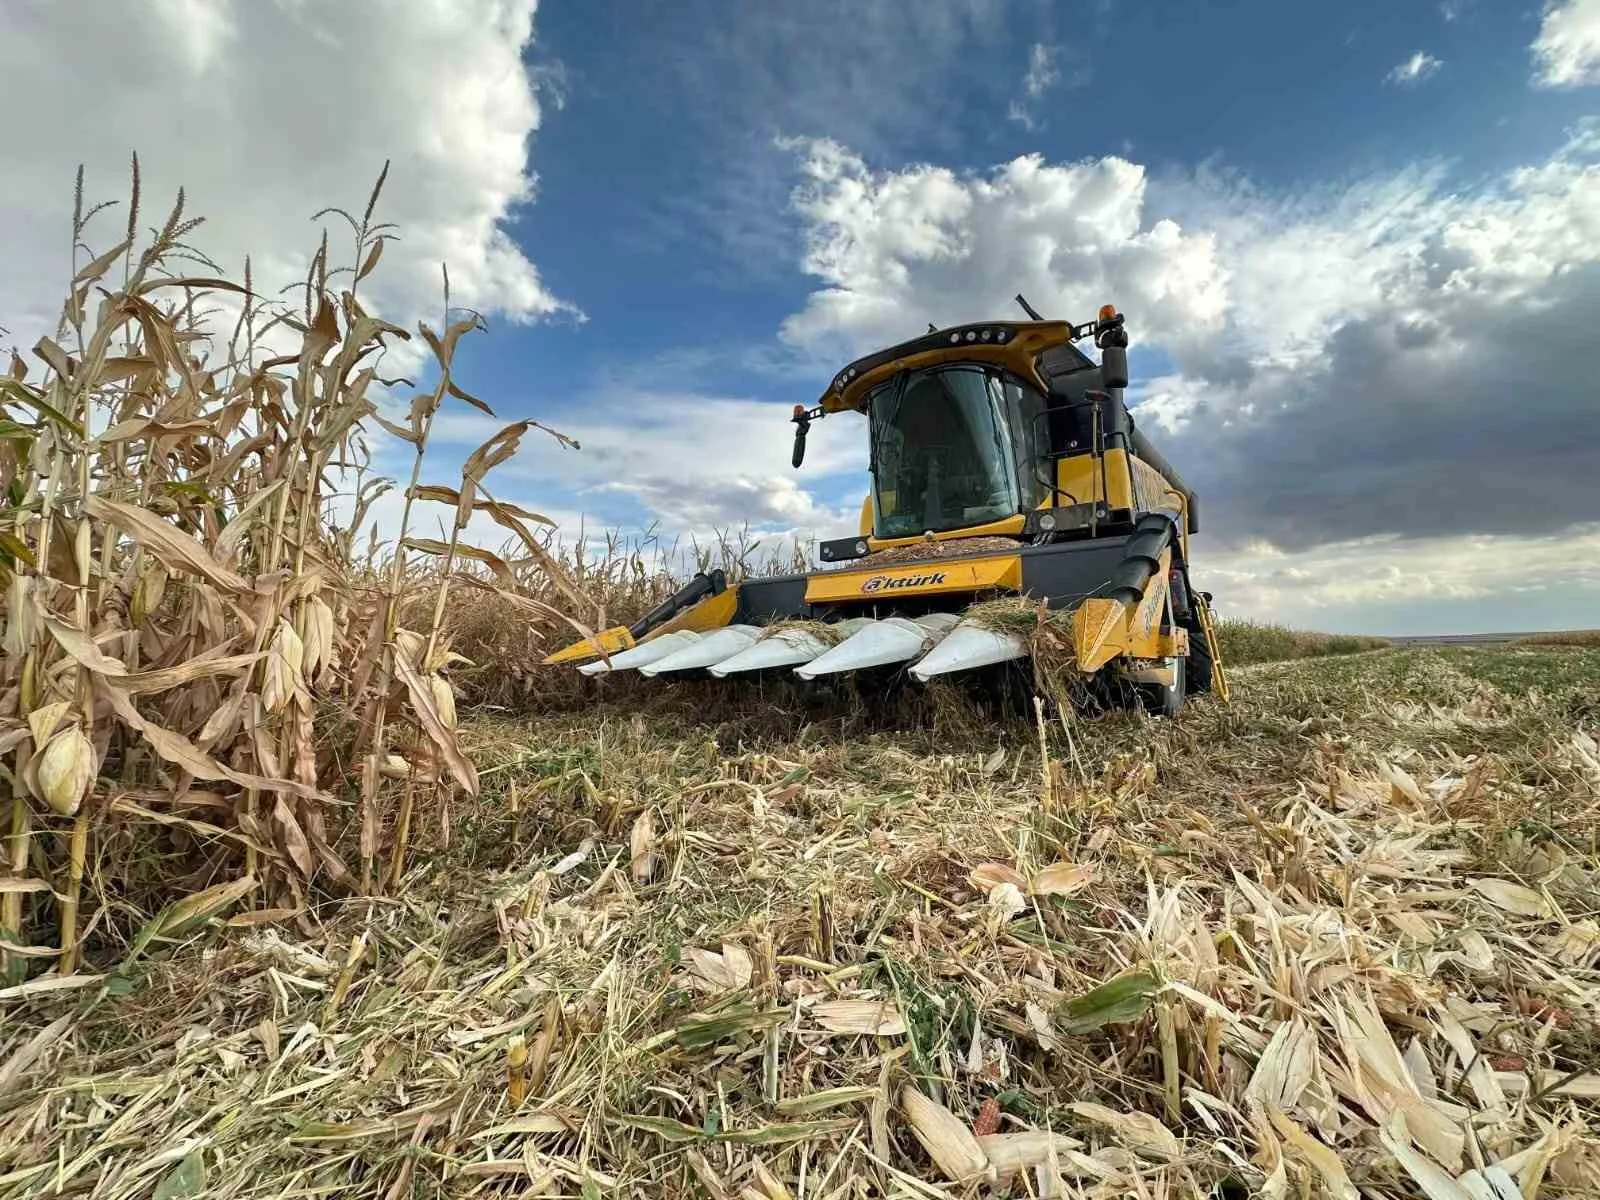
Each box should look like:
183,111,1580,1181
791,403,825,469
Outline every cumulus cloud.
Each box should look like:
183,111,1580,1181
1532,0,1600,87
0,0,571,358
780,141,1228,362
775,126,1600,582
1156,127,1600,550
1386,51,1443,86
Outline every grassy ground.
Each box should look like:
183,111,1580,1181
1515,631,1600,648
1212,618,1391,666
4,645,1599,1199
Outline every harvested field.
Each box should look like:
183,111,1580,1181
5,644,1599,1199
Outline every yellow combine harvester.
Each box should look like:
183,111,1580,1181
546,300,1228,715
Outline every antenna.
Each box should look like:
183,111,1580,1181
927,322,937,333
1014,293,1044,321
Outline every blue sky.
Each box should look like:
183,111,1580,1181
4,0,1599,634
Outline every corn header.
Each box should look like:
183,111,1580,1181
546,299,1228,715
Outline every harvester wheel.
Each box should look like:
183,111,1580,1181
1138,656,1186,718
1186,627,1214,695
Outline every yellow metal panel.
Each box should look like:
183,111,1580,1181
542,625,634,665
1054,448,1134,512
1127,547,1172,649
541,588,741,665
805,555,1021,604
820,322,1073,413
653,587,739,635
857,494,873,537
1070,548,1174,670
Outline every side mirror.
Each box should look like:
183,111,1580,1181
1100,344,1129,390
791,405,810,468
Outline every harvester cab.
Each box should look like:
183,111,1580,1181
545,299,1229,715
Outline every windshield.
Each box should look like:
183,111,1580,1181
868,366,1026,539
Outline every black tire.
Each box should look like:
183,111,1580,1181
1186,623,1214,695
1137,655,1185,718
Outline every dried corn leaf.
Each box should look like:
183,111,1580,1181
1332,991,1466,1170
1468,878,1551,918
42,614,128,676
1379,1114,1474,1200
1266,1109,1357,1200
811,999,905,1036
26,700,71,747
155,874,258,938
1030,861,1096,897
1458,1166,1521,1200
685,945,753,993
109,650,261,695
979,1131,1106,1183
772,1087,877,1117
1066,1101,1181,1161
99,683,326,801
1246,1018,1315,1111
84,494,250,593
970,863,1028,893
392,651,477,796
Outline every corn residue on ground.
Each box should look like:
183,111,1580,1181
4,645,1599,1199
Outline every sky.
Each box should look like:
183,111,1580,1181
3,0,1599,635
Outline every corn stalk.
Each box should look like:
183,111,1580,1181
0,161,575,979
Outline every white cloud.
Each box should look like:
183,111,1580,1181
0,0,572,360
780,141,1228,362
1024,43,1061,100
1007,42,1090,131
1386,51,1443,86
1200,525,1600,631
1532,0,1600,87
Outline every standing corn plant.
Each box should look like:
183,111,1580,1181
0,160,580,982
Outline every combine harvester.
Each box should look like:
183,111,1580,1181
545,299,1228,715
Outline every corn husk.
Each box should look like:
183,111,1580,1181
261,619,305,713
900,1085,991,1183
32,723,95,816
428,674,457,729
